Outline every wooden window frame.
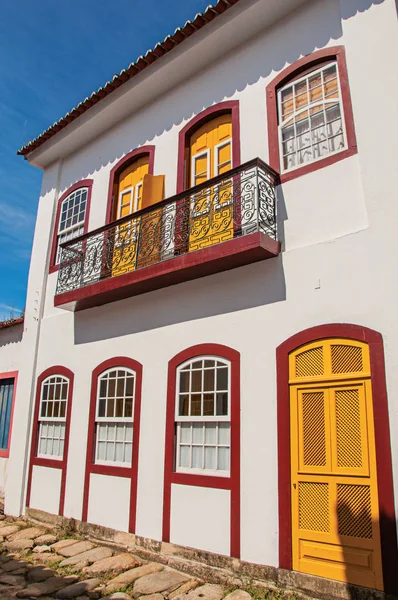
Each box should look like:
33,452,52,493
26,366,74,516
266,46,357,183
0,371,18,459
163,343,241,558
105,146,155,224
49,180,93,274
276,324,398,595
82,357,143,533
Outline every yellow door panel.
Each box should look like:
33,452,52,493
136,174,165,269
289,339,383,591
112,156,149,276
188,114,233,251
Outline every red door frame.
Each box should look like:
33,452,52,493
276,324,398,594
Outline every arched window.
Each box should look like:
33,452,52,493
38,374,69,458
95,367,136,465
278,61,345,172
49,180,93,273
266,47,357,182
176,356,230,474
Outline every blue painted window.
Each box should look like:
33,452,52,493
0,379,14,451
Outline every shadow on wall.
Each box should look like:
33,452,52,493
39,0,363,196
73,255,286,344
0,325,23,347
338,505,398,598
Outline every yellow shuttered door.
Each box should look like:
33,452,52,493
188,114,233,251
112,157,164,275
289,339,383,590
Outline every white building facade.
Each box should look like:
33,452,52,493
1,0,397,596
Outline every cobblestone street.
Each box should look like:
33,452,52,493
0,516,302,600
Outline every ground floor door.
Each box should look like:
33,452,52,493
289,339,384,590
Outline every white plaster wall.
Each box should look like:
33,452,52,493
170,485,230,556
87,474,130,532
29,466,62,515
7,0,397,570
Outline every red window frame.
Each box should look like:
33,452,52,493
82,357,143,533
162,343,241,558
276,324,398,595
266,46,357,183
26,366,74,516
0,371,18,459
105,146,155,224
49,180,93,274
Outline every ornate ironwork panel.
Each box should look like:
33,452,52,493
56,158,278,295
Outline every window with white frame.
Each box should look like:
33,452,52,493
38,376,69,458
56,187,88,263
175,357,230,475
95,368,135,466
278,62,346,172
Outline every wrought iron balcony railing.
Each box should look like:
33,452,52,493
55,158,278,296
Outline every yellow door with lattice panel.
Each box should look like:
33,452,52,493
289,339,383,590
188,114,233,251
112,156,149,276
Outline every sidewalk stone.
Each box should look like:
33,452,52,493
16,576,79,598
51,539,79,553
224,592,253,600
59,541,95,558
33,553,63,564
169,580,198,600
133,571,188,598
82,554,139,576
11,527,44,541
105,594,134,600
3,560,28,573
55,578,101,598
0,526,20,538
104,563,163,594
27,566,56,583
185,584,224,600
5,539,34,552
60,546,113,567
35,535,58,545
33,545,51,553
0,573,26,586
136,595,163,600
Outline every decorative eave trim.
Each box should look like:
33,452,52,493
17,0,241,158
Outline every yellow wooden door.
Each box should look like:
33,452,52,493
112,157,149,276
188,114,233,251
289,339,383,590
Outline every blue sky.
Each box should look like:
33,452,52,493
0,0,210,320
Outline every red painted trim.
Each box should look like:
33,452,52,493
162,343,240,558
82,357,143,533
26,366,75,517
0,371,18,459
177,101,241,193
266,46,358,183
276,324,398,595
55,231,280,312
105,146,155,224
49,180,93,274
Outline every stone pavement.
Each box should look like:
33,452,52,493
0,516,299,600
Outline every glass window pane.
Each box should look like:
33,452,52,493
53,438,60,457
53,402,60,418
125,424,133,442
205,423,216,444
60,401,66,418
97,441,106,461
216,393,228,416
115,398,124,418
107,424,116,440
218,423,230,445
180,423,191,443
124,398,133,418
191,394,201,416
99,379,107,398
218,447,230,471
203,393,214,416
205,446,216,470
179,371,190,393
191,361,202,370
125,377,134,397
191,370,202,392
106,442,114,462
203,369,215,391
115,443,124,462
179,395,189,416
116,378,125,397
204,360,215,368
179,445,190,468
108,379,116,397
125,443,132,464
216,368,228,391
54,384,62,400
192,446,202,468
41,402,47,418
192,423,203,444
107,398,115,417
98,399,106,417
42,385,48,400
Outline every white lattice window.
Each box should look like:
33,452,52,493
175,357,230,475
56,187,88,263
38,376,69,459
278,62,346,172
95,368,135,466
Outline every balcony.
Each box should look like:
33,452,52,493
54,158,280,311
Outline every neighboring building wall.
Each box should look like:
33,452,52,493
5,0,397,579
